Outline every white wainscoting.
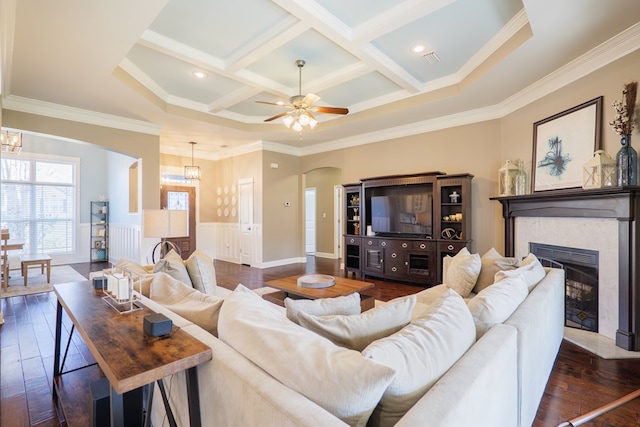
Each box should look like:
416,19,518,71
109,223,142,264
213,222,241,264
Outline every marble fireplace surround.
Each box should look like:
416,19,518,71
493,188,640,351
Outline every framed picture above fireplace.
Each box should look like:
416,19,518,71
532,96,603,192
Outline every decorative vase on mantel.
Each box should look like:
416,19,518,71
617,134,637,186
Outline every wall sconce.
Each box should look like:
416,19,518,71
1,130,22,154
143,209,188,263
184,141,201,180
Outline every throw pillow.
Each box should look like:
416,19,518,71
495,253,546,292
218,284,396,427
153,249,192,287
467,273,529,339
149,272,224,336
473,248,519,293
443,247,481,298
185,249,217,294
296,295,416,351
363,288,476,427
285,292,361,324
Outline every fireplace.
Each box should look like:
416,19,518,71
530,243,598,332
492,187,640,351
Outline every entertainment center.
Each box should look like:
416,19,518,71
344,171,473,286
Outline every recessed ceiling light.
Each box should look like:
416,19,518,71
192,70,208,79
410,44,428,54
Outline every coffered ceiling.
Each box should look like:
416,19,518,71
2,0,640,158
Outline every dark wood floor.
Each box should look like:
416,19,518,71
1,257,640,426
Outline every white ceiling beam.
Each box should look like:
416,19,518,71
353,0,456,42
272,0,423,93
225,18,308,72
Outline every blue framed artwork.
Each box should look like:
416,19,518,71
532,96,603,192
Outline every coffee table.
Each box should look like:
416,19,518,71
264,274,375,311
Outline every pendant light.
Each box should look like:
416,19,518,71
184,141,201,180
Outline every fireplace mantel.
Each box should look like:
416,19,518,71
492,187,640,351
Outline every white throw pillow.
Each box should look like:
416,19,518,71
185,249,217,294
467,274,529,339
297,295,416,351
149,272,224,336
153,249,192,287
363,289,476,427
495,253,546,292
218,284,396,427
443,247,481,298
285,292,361,324
474,248,519,293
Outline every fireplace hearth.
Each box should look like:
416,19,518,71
530,243,598,332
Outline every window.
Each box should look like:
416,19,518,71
1,155,77,254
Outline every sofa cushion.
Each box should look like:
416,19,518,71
495,253,546,292
149,272,223,336
473,248,519,293
363,288,476,427
443,248,481,298
185,249,217,294
153,249,192,286
218,284,396,427
467,274,529,339
296,295,416,351
285,292,361,324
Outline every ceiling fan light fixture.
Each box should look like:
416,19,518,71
309,118,318,129
292,121,303,132
282,115,294,128
299,113,310,126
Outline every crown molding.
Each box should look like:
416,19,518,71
299,22,640,157
2,95,162,135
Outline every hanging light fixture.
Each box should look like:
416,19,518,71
184,141,201,180
1,130,22,154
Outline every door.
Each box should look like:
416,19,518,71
160,185,196,259
239,179,254,265
305,188,316,254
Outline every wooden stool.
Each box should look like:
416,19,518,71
20,254,52,286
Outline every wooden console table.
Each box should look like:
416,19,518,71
52,281,212,426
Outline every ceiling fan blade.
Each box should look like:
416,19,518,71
302,93,321,107
264,111,290,122
256,100,290,107
313,106,349,115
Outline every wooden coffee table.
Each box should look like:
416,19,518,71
264,275,375,311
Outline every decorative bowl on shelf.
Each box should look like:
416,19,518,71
297,274,336,288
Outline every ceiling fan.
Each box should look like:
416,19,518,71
257,59,349,132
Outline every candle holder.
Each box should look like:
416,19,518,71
99,266,143,315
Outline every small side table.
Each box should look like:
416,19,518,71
20,253,52,286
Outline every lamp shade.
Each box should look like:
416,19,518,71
143,209,188,238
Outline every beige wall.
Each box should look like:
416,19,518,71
305,167,341,255
2,110,160,209
301,121,501,255
262,151,301,261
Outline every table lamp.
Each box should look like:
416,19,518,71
143,209,188,263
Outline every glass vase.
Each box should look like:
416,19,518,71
617,134,637,186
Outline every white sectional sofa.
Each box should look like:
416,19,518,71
137,250,564,427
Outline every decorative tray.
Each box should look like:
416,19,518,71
297,274,336,288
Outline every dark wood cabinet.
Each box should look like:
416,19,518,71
343,172,473,286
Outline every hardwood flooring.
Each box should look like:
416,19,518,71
1,257,640,426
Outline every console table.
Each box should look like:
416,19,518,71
52,281,212,426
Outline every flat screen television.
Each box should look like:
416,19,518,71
370,194,432,237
